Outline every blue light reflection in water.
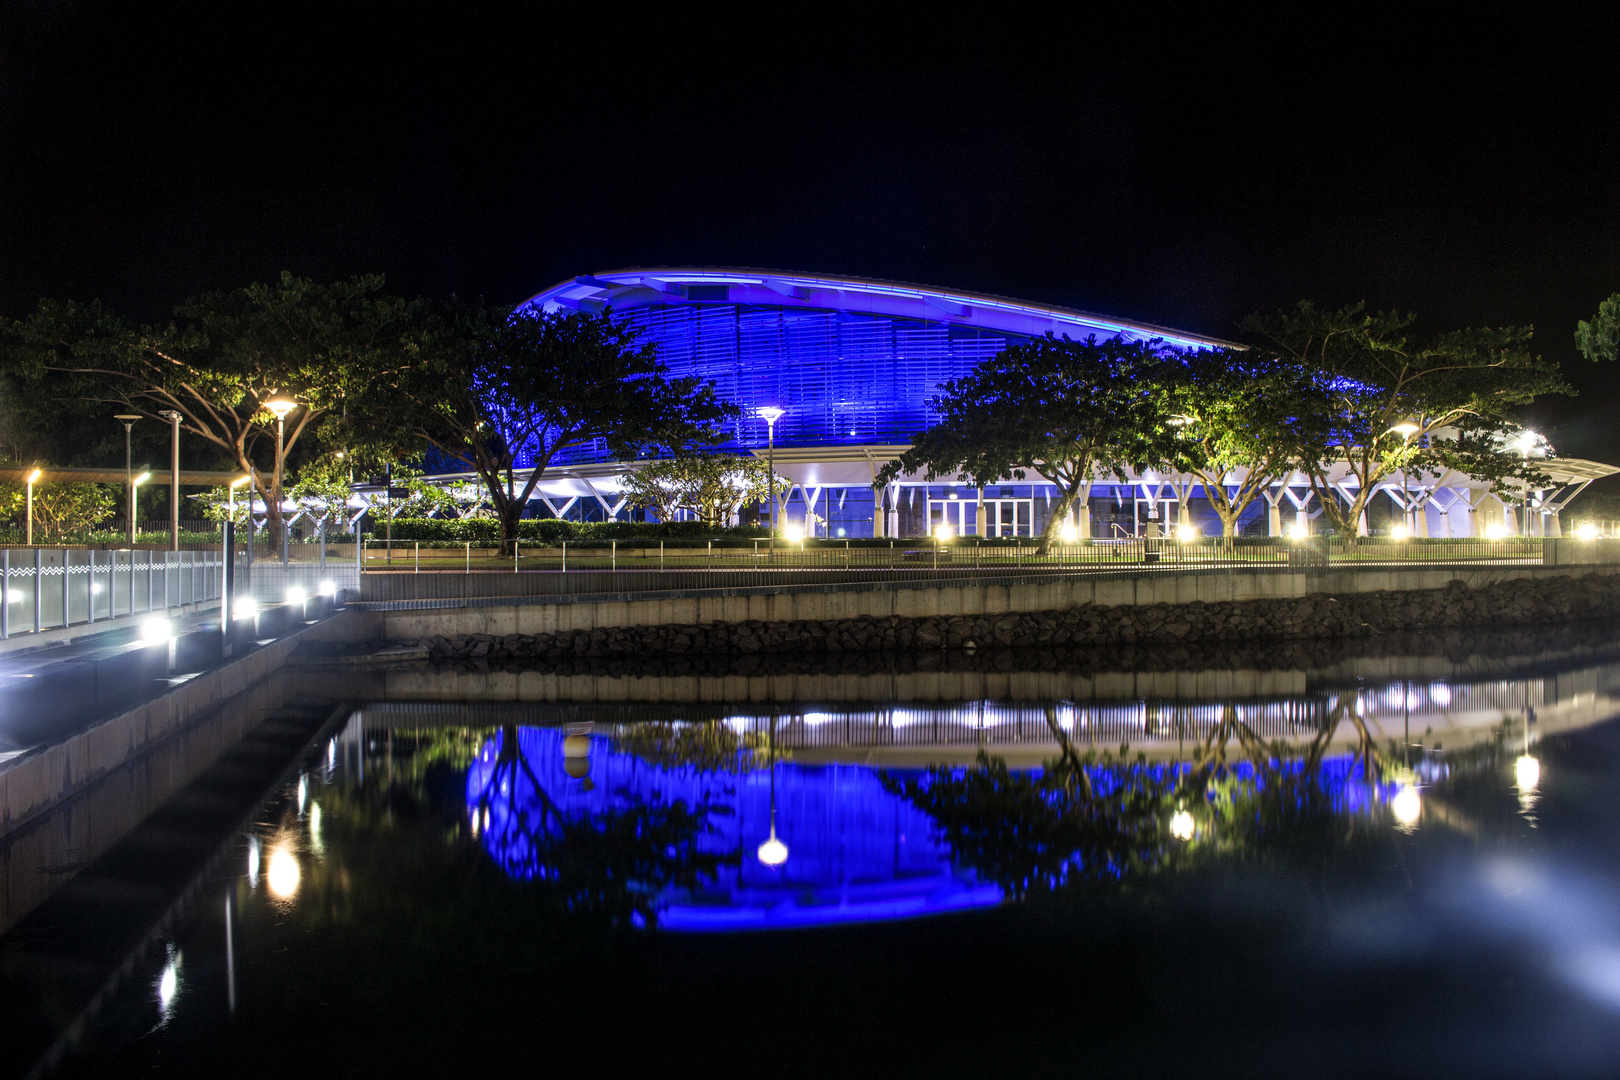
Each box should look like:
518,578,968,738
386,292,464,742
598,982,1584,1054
464,727,1407,931
465,727,1003,931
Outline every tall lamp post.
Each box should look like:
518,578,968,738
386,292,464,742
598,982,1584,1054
264,399,298,566
158,410,182,552
1511,429,1545,536
114,414,141,544
757,407,784,535
25,468,40,546
1390,419,1420,538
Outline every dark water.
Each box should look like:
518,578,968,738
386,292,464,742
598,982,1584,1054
21,630,1620,1078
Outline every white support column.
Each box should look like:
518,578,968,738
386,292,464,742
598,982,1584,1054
1264,485,1285,537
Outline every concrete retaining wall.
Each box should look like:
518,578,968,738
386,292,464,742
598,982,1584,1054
363,564,1620,642
0,611,363,841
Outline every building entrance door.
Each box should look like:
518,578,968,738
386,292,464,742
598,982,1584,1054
927,498,1033,537
926,499,973,537
982,499,1032,537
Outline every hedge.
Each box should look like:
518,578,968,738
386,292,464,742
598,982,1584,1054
362,518,772,544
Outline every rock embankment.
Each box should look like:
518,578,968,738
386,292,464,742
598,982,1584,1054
418,573,1620,662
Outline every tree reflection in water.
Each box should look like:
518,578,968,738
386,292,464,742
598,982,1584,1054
882,698,1412,900
465,725,736,929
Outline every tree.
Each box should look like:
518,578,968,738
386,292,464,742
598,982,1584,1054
0,274,409,546
876,334,1178,552
1576,293,1620,363
345,303,735,550
1164,348,1327,537
0,482,118,540
467,725,736,929
619,452,783,527
1242,303,1569,536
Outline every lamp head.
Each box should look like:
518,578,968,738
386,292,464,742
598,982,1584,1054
1391,420,1421,438
230,475,251,489
114,413,141,423
264,398,298,420
132,471,150,486
1512,430,1545,456
26,468,41,484
757,406,784,425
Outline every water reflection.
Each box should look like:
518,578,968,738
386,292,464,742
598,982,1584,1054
227,640,1620,940
463,724,997,929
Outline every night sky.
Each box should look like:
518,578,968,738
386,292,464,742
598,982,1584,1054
5,4,1620,465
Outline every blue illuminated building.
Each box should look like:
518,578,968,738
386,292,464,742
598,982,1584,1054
519,268,1240,539
512,268,1576,539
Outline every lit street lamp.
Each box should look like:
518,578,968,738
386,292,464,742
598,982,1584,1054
25,468,40,546
1390,418,1421,537
114,414,142,544
757,407,783,536
264,398,298,566
228,473,250,520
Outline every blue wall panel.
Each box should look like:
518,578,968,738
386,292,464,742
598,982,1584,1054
545,303,1022,467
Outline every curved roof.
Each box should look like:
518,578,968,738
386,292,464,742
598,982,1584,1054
525,267,1234,352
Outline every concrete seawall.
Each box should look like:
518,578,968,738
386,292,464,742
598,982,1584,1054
356,563,1620,642
0,613,361,843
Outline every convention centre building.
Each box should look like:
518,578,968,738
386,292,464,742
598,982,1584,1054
501,268,1603,539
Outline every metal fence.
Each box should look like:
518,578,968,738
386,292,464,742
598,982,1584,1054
353,535,1568,604
0,547,224,639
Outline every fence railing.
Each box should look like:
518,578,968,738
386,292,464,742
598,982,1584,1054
350,535,1593,605
357,535,1551,575
0,547,224,639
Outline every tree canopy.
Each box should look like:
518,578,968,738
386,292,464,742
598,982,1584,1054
619,452,783,527
1241,302,1568,535
876,334,1178,550
1163,347,1325,536
342,303,735,548
0,273,407,536
1576,293,1620,364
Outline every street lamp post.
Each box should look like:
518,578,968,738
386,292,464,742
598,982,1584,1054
1511,430,1544,537
1390,419,1421,538
158,410,182,552
25,468,40,546
114,414,141,545
757,407,784,536
264,399,298,566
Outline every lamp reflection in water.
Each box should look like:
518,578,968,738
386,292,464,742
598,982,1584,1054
562,727,594,791
246,835,260,888
267,846,301,899
1170,807,1195,842
1516,754,1541,816
1516,710,1541,816
155,945,182,1024
1391,785,1422,829
757,717,789,869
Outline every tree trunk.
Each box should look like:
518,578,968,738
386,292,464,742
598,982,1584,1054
1035,483,1082,556
498,505,522,557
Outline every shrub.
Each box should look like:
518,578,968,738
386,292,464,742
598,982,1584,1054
361,518,772,544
